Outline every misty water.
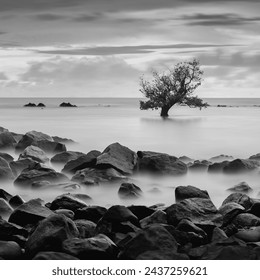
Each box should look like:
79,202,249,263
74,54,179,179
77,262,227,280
1,98,260,210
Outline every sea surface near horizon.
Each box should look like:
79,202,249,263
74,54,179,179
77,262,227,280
0,97,260,209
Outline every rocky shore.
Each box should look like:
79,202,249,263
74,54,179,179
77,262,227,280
0,126,260,260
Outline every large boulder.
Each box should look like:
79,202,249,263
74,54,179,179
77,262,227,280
227,182,252,193
118,183,142,199
72,167,126,185
15,130,53,151
25,214,79,258
0,157,14,180
137,151,187,175
232,213,260,228
175,185,209,202
166,198,222,227
221,193,253,210
8,198,53,227
119,224,187,260
218,202,245,226
19,145,49,163
62,150,101,174
51,151,85,164
0,131,17,149
223,159,259,173
96,143,137,175
50,194,90,212
62,234,118,260
14,163,68,186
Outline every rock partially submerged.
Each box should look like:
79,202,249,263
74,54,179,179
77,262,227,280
227,182,252,193
19,145,49,163
59,102,77,107
118,183,142,199
175,185,209,202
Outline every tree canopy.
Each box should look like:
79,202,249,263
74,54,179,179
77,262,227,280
139,59,208,117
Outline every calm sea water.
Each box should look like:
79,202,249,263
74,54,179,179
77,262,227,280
0,97,260,209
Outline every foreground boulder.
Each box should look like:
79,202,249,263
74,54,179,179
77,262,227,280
50,194,90,212
14,163,68,186
166,198,222,227
119,224,188,260
0,241,22,259
221,193,253,210
19,145,49,163
8,198,53,227
137,151,187,175
175,185,209,202
218,202,245,226
118,183,142,199
25,214,79,258
223,159,259,173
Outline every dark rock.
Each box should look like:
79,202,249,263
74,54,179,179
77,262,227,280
118,183,142,199
211,227,228,242
222,193,253,210
52,136,75,144
235,226,260,242
25,214,79,257
0,217,28,241
54,209,74,220
0,126,9,133
219,202,245,226
176,219,207,238
0,157,14,180
188,160,209,170
140,210,167,228
33,251,78,260
0,153,14,162
227,181,252,193
37,103,45,107
232,213,260,228
0,131,17,149
51,151,84,164
9,195,25,209
0,241,22,259
19,145,49,163
11,132,23,143
74,219,96,238
208,161,229,172
72,167,126,185
15,130,53,151
14,164,68,186
248,202,260,218
119,224,186,260
62,234,118,259
8,198,53,227
34,140,66,154
59,102,77,107
62,150,100,174
74,206,107,223
137,151,187,175
9,158,38,176
249,153,260,161
223,159,259,173
96,143,137,175
178,156,194,163
24,103,36,107
209,154,233,162
127,205,155,220
0,198,13,217
50,193,90,212
0,188,13,201
166,198,222,227
175,185,209,202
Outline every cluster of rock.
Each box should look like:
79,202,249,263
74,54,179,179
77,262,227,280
1,126,260,259
23,102,77,108
59,102,77,108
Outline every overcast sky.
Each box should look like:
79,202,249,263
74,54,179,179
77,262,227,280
0,0,260,98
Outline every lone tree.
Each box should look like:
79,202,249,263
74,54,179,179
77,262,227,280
139,59,208,117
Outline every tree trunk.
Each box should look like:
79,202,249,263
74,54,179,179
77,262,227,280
160,105,170,117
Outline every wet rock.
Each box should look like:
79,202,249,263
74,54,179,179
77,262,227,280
137,151,187,175
0,152,14,162
219,202,245,226
235,226,260,242
209,155,233,162
208,161,229,172
0,241,22,259
50,194,90,212
222,193,253,210
9,195,25,209
9,158,38,176
72,167,126,185
175,185,209,202
62,234,118,260
119,224,185,260
74,219,96,238
19,145,49,163
166,198,222,227
51,151,84,164
33,251,79,260
25,214,79,258
8,198,53,227
96,143,137,175
0,188,13,201
127,205,155,220
232,213,260,228
62,150,101,174
223,159,259,173
0,131,17,149
0,157,14,180
74,206,107,223
118,183,142,199
140,210,167,228
0,198,13,217
227,181,252,193
14,163,68,186
54,209,74,220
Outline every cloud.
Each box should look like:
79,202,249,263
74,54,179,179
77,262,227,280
181,13,260,26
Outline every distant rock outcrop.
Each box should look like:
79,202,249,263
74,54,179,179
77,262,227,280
59,102,77,107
